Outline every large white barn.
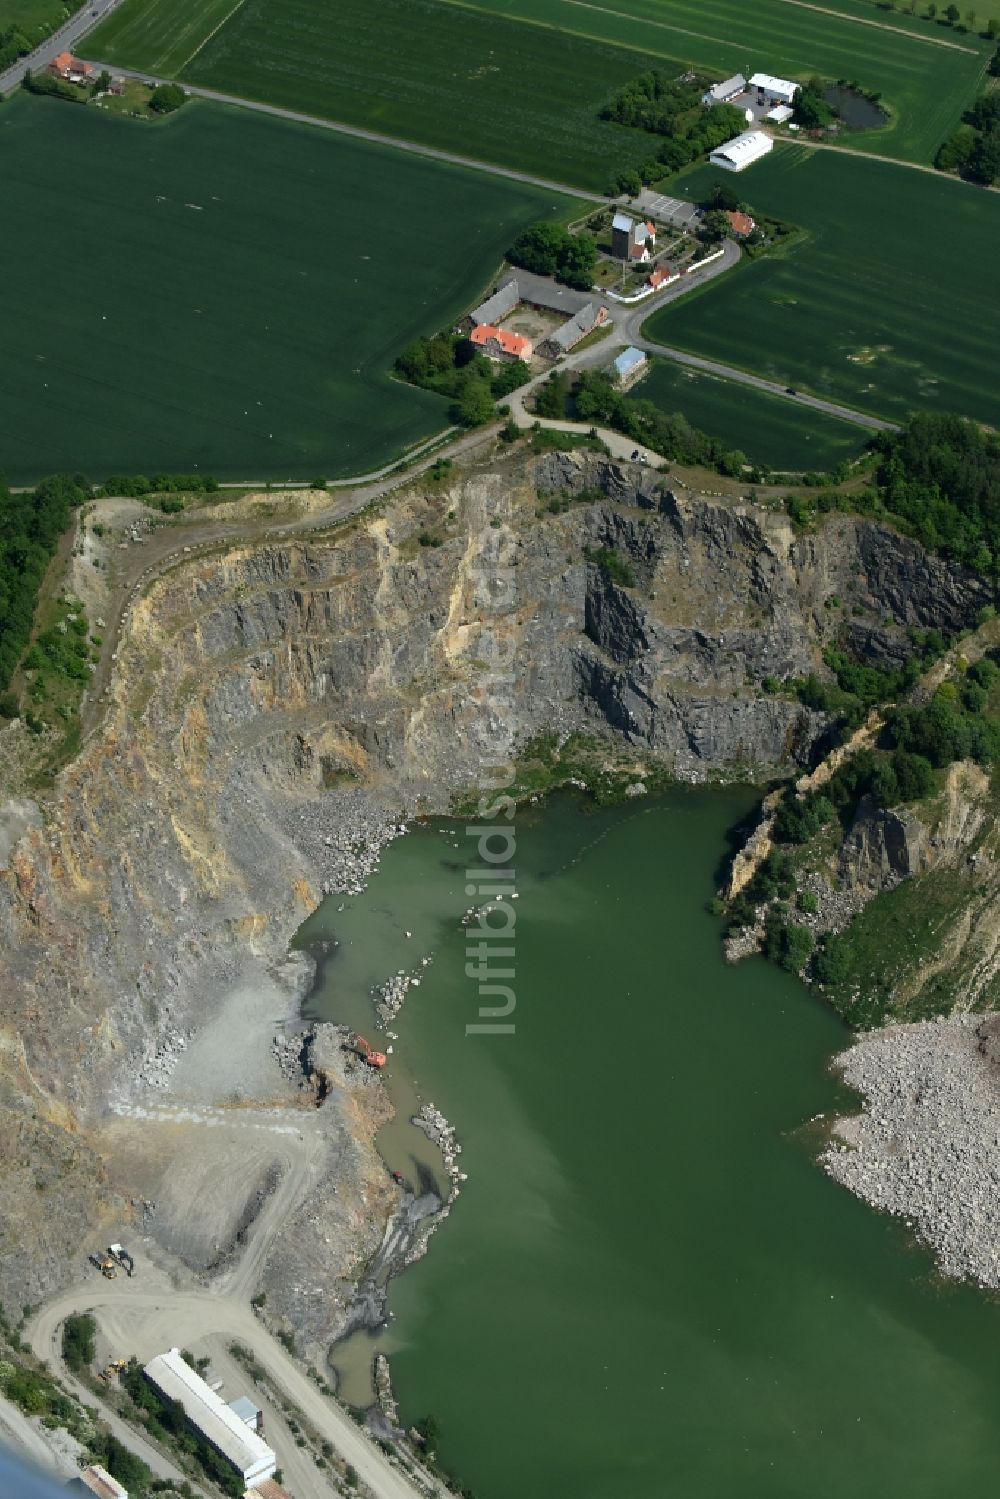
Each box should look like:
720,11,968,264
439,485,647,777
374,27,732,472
749,72,799,105
708,129,773,172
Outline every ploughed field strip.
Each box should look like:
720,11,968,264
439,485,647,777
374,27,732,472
645,146,1000,427
87,0,673,190
640,359,865,471
456,0,989,164
0,95,573,485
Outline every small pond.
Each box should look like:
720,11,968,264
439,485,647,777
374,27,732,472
825,84,890,130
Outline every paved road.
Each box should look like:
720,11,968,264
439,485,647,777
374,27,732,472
0,0,119,95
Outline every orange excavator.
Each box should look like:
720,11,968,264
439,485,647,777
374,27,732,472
352,1033,387,1069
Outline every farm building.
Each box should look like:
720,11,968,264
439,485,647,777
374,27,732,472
67,1466,128,1499
766,103,794,123
50,51,93,82
537,303,608,360
462,280,520,332
470,323,533,361
749,72,798,105
610,347,648,389
702,74,746,106
709,130,773,172
725,210,756,237
143,1349,276,1488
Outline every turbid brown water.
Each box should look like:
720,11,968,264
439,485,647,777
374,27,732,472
299,790,1000,1499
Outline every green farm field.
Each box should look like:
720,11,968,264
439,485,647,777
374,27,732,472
88,0,671,190
645,146,1000,427
0,95,574,485
77,0,237,76
87,0,990,174
639,359,865,471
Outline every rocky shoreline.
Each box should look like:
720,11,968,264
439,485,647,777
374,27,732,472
824,1012,1000,1288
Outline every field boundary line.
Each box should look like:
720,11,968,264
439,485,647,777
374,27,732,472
458,0,979,56
768,0,979,51
431,0,696,61
178,0,249,72
437,0,732,61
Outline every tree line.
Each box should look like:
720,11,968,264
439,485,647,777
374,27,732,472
0,471,90,699
935,85,1000,181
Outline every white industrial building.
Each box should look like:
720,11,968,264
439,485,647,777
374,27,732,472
749,72,799,105
143,1349,276,1488
709,129,773,172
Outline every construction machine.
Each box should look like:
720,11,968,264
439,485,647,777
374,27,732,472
351,1033,387,1069
107,1243,134,1276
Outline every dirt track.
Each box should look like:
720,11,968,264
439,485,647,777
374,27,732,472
28,1258,433,1499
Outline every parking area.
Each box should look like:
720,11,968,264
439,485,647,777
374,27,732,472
631,191,701,230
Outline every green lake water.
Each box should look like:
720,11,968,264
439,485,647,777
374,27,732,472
297,791,1000,1498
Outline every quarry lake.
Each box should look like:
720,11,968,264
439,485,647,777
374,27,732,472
298,790,1000,1498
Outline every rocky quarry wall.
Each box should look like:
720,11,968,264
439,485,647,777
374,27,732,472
0,448,992,1324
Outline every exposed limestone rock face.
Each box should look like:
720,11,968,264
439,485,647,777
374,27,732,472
0,448,989,1314
839,796,932,890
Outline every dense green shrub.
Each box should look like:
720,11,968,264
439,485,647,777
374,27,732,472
764,917,815,973
149,83,186,114
871,412,1000,569
507,223,597,290
0,471,90,692
583,545,636,587
61,1312,96,1373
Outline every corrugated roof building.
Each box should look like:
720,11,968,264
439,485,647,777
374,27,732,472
537,303,608,359
143,1349,276,1488
708,129,773,172
702,73,746,105
463,280,520,330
